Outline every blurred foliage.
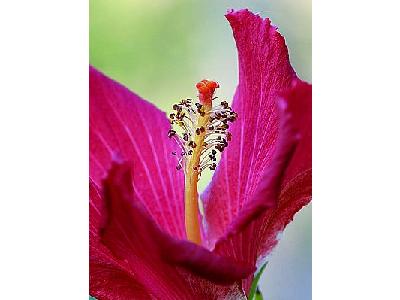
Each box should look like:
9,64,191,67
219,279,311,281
90,0,311,113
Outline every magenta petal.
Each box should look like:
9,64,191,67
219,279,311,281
214,81,311,293
90,66,185,239
100,161,253,299
202,9,297,246
281,79,312,198
89,179,151,299
218,95,299,238
260,80,312,256
163,235,255,284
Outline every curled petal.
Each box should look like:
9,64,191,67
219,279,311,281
89,179,151,299
280,79,312,198
100,161,254,298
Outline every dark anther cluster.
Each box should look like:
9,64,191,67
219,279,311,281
167,98,237,174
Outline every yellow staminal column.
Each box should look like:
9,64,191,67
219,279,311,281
184,101,212,244
169,79,231,245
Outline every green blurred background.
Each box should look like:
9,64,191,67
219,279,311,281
90,0,311,299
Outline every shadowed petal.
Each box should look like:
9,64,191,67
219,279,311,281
100,161,254,299
90,66,185,239
202,9,297,246
214,80,312,293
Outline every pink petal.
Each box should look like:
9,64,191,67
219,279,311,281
214,80,312,293
281,79,312,196
89,66,186,239
100,161,254,299
202,9,298,246
89,179,151,299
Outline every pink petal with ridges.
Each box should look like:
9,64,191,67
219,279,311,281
90,66,185,239
214,80,311,293
202,9,297,246
201,9,311,294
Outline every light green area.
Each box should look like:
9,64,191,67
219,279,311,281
90,1,311,113
255,290,264,300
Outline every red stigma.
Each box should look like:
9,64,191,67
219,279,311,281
196,79,219,105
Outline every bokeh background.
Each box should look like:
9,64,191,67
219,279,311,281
90,0,311,299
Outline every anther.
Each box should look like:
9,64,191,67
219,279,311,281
168,129,176,138
226,132,232,141
188,141,197,148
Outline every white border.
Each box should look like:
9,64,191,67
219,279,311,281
0,1,88,298
314,0,400,298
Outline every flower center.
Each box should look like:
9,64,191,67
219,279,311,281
168,80,237,244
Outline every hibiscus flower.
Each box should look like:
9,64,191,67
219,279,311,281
90,8,312,300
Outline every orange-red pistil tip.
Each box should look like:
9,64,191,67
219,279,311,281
196,79,219,105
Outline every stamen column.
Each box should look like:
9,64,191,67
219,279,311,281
168,79,230,245
184,101,211,244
